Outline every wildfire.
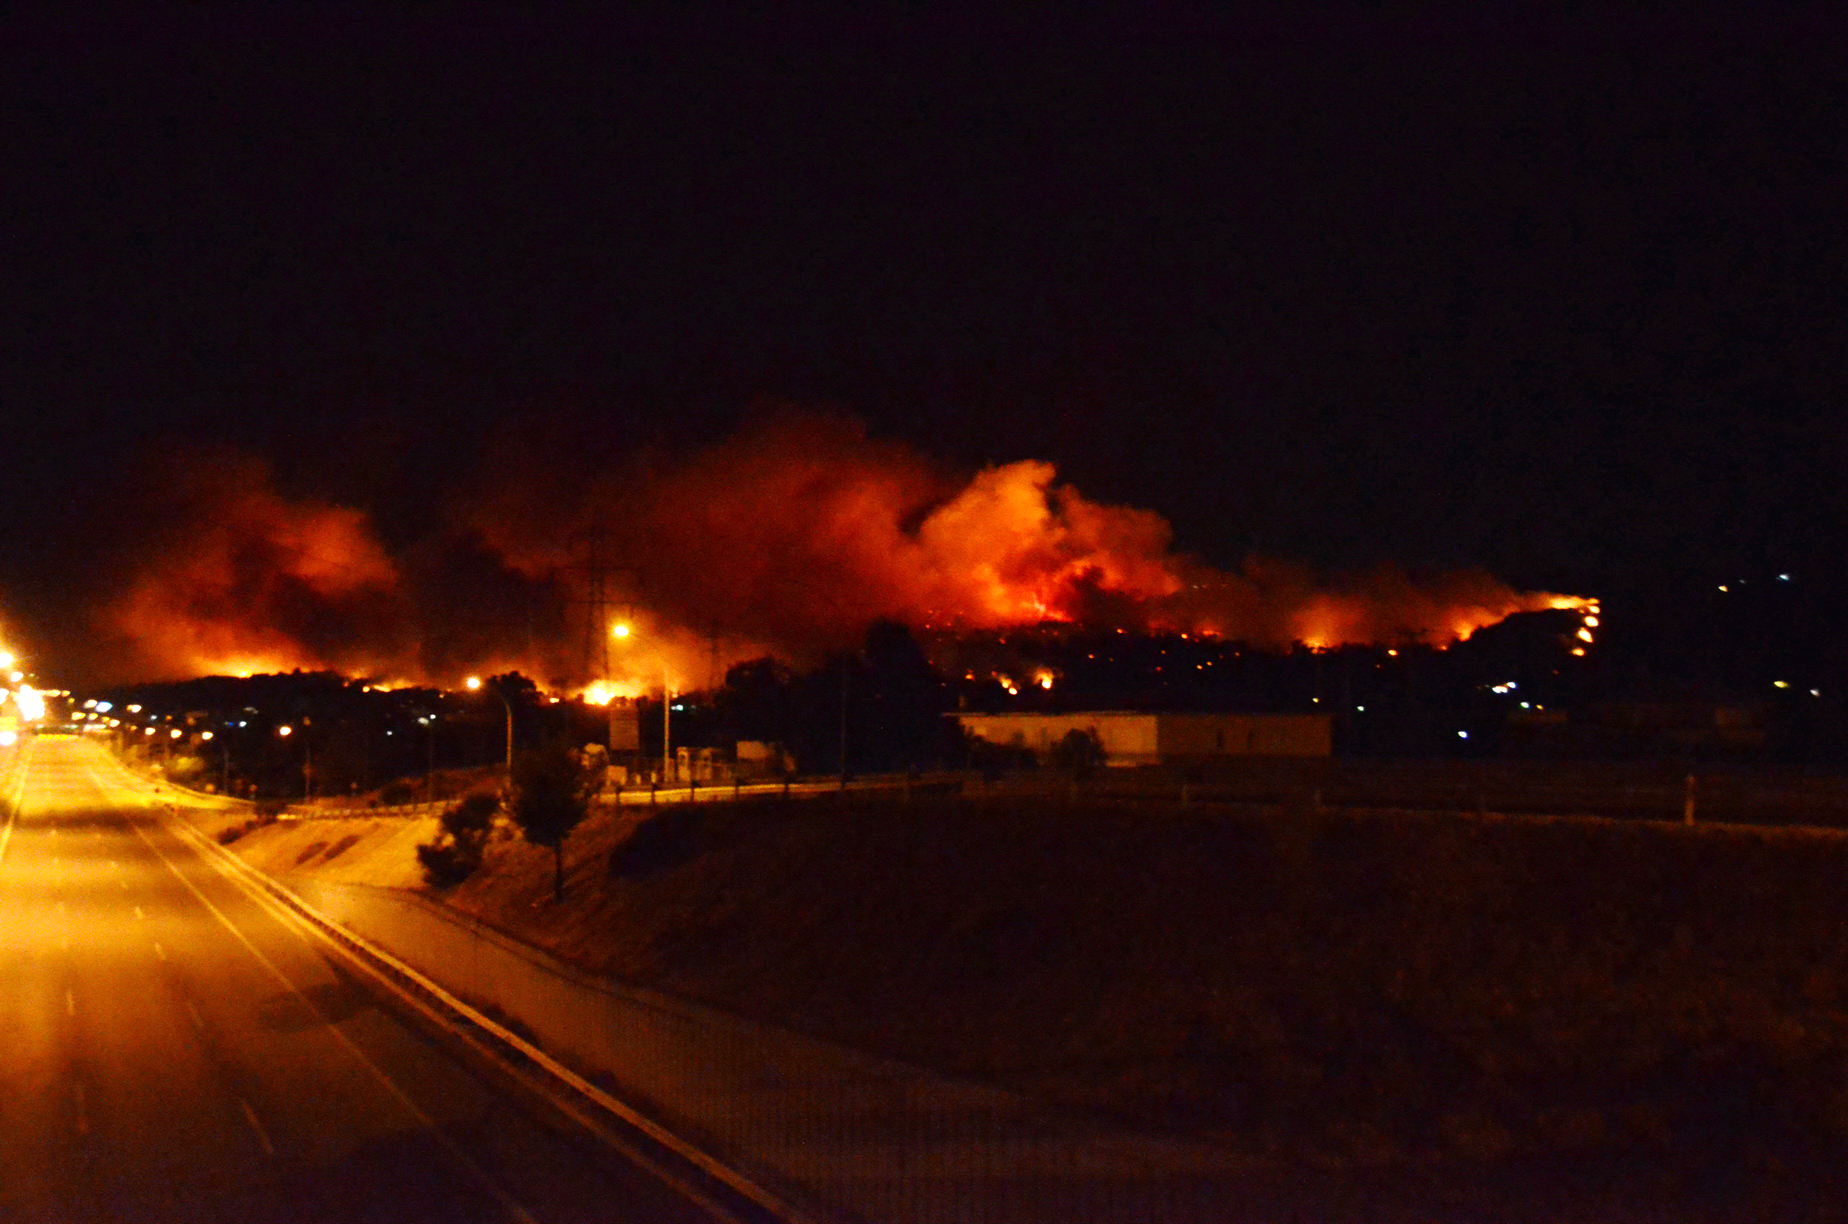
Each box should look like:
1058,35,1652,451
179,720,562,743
94,418,1593,686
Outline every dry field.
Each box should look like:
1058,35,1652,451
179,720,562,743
243,787,1848,1216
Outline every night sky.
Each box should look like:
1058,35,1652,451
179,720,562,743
3,8,1846,676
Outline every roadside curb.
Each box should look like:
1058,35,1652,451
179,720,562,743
157,803,829,1224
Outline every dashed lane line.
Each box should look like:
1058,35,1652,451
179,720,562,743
128,816,542,1224
0,737,37,865
65,988,74,1017
153,941,167,962
238,1098,276,1156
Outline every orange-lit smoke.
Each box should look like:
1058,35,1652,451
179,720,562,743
101,456,414,681
91,420,1589,687
472,416,1591,680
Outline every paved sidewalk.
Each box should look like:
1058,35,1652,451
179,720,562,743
289,878,1279,1224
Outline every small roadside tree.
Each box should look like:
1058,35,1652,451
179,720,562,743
1050,728,1106,778
507,741,596,903
416,792,500,887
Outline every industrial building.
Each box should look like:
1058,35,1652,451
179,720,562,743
956,711,1332,767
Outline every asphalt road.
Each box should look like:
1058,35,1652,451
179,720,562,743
0,735,722,1224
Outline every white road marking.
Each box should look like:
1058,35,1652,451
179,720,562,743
134,905,145,920
73,1083,88,1136
153,941,167,962
238,1098,276,1155
185,998,205,1032
0,737,33,865
65,988,74,1017
127,812,541,1224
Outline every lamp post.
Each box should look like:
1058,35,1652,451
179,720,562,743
276,721,310,801
418,715,436,802
466,676,515,788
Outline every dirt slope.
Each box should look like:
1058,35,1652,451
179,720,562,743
234,793,1848,1214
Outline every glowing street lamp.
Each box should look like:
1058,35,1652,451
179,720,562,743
466,677,514,786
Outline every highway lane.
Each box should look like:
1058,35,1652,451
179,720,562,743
0,736,722,1224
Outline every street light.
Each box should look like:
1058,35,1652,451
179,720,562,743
467,677,515,787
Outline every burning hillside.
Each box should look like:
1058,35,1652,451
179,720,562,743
84,418,1590,689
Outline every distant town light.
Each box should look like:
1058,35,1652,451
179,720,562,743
611,622,632,639
1718,585,1729,592
200,731,213,741
169,729,182,739
464,676,482,691
277,724,293,737
1457,730,1469,739
1779,573,1792,581
1571,647,1587,657
1774,680,1791,689
0,731,14,747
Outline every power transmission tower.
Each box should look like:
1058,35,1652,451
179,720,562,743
564,526,634,683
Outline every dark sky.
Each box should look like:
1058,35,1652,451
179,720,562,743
4,7,1846,647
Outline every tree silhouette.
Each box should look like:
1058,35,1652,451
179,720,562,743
507,741,595,902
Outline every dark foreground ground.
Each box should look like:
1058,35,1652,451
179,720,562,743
346,780,1848,1219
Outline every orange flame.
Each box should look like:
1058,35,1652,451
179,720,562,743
97,421,1591,685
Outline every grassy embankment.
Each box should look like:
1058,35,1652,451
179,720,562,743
226,790,1848,1212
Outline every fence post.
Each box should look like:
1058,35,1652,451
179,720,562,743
1683,774,1696,825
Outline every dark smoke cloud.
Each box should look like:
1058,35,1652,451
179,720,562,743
50,416,1586,688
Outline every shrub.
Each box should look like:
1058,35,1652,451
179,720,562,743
417,793,500,887
1050,728,1106,776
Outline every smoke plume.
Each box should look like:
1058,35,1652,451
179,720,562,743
98,454,414,681
87,418,1587,688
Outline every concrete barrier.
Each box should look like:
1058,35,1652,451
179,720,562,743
287,878,1251,1224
